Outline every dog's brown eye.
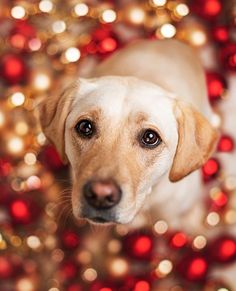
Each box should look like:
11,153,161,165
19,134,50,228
75,119,94,138
140,129,162,148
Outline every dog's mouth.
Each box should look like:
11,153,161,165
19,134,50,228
86,216,116,225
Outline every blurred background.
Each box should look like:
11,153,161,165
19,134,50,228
0,0,236,290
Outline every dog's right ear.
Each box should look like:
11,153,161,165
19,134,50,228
37,82,78,164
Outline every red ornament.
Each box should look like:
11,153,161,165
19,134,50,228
177,255,209,282
0,54,27,84
209,236,236,263
124,233,153,260
206,72,227,102
134,280,150,291
62,230,80,249
82,26,120,58
170,232,188,248
60,260,78,281
202,158,220,181
212,26,229,43
9,199,31,224
0,159,12,177
0,256,13,279
39,145,65,171
191,0,222,20
220,42,236,72
217,135,234,152
212,191,228,208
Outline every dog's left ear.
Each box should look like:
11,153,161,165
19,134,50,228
169,100,219,182
37,83,78,164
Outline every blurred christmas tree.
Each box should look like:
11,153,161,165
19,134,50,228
0,0,236,290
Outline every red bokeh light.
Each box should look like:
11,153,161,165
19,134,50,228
62,231,80,249
187,258,208,281
1,54,26,84
210,236,236,263
133,236,152,256
220,240,236,260
218,135,234,152
60,261,78,280
134,280,150,291
213,191,228,207
220,43,236,72
0,257,12,279
204,0,221,16
212,26,229,43
100,288,112,291
206,72,227,102
99,37,117,53
10,199,30,223
171,232,187,248
202,158,220,181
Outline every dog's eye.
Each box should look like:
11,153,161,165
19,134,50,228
140,129,162,148
75,119,94,138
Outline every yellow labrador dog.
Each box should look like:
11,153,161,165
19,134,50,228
39,39,218,228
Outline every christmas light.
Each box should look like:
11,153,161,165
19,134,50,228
156,259,173,276
190,30,207,46
10,92,25,107
37,133,46,145
33,73,51,91
65,47,81,63
151,0,167,6
11,6,26,19
74,3,89,17
28,38,42,51
15,122,29,135
82,268,97,282
110,258,129,277
24,153,37,165
16,278,34,291
193,235,207,250
175,3,189,16
160,23,176,38
77,251,92,264
129,7,145,25
225,210,236,224
27,236,41,249
52,21,66,34
26,176,41,190
153,220,168,235
7,137,24,154
206,211,220,226
39,0,53,13
107,239,122,253
102,9,117,23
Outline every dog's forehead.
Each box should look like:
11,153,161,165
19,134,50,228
74,76,175,115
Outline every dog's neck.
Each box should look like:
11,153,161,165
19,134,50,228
134,170,205,231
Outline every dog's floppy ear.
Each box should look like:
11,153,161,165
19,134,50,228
38,82,78,164
169,101,219,182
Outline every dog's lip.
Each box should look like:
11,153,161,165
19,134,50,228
86,216,116,225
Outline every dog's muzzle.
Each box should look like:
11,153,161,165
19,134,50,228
81,179,122,223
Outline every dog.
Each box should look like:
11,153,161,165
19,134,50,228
38,39,219,229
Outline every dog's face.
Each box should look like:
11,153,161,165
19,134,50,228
39,76,218,225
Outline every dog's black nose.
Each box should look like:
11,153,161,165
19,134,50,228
83,179,121,209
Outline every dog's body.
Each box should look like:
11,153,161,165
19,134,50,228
39,39,218,230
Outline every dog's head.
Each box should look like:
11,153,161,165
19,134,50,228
38,76,218,224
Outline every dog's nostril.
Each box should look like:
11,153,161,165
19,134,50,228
83,179,121,209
